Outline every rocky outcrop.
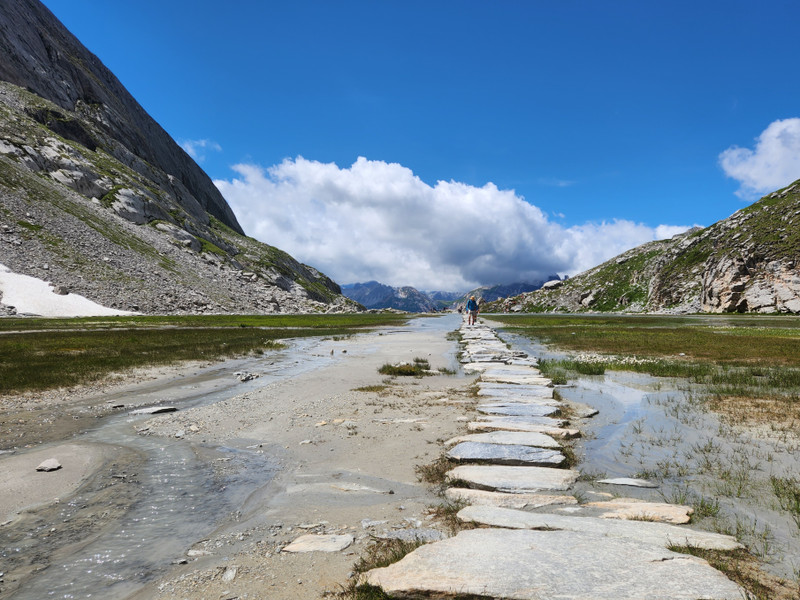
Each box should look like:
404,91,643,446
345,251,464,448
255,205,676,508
498,179,800,314
0,0,241,233
0,1,359,314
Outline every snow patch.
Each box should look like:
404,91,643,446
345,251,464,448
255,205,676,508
0,263,134,317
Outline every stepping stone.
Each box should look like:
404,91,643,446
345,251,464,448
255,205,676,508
586,499,694,524
457,505,742,551
599,477,658,488
467,421,580,438
478,395,560,405
477,415,565,427
365,529,744,600
445,488,577,509
477,403,559,417
482,372,552,386
445,431,562,449
131,406,177,415
447,465,578,493
477,383,553,398
282,534,353,553
447,442,565,466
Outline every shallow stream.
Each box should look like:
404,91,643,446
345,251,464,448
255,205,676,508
1,316,463,599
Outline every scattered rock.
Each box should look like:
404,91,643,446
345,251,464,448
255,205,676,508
35,458,61,472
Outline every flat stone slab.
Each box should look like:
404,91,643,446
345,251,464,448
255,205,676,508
477,403,559,417
476,414,565,427
585,499,694,524
282,534,353,553
468,421,580,438
445,431,561,449
447,442,565,466
457,505,742,551
481,373,552,386
365,528,744,600
478,383,553,398
447,465,578,493
35,458,62,472
445,487,577,509
599,477,659,488
478,395,560,406
130,406,177,415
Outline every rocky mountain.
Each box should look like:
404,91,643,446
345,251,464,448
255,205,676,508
496,179,800,314
0,0,358,314
342,281,438,312
453,280,558,309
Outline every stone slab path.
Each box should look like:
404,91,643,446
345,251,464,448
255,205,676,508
457,505,742,551
362,321,746,599
445,430,562,449
365,529,745,600
447,441,565,466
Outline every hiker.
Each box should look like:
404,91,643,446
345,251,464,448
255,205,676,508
465,295,479,325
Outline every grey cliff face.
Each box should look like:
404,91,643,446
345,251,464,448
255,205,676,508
0,0,242,234
0,0,356,315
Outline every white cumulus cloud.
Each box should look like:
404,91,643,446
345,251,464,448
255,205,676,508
719,118,800,200
215,157,689,291
180,138,222,163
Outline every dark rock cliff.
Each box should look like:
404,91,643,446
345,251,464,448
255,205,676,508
0,0,242,233
0,0,357,314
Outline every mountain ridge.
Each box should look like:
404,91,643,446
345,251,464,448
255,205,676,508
0,0,358,315
493,179,800,314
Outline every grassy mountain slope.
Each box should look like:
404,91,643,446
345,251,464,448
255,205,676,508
495,180,800,314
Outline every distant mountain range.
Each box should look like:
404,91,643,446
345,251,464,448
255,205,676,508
489,178,800,314
342,279,558,312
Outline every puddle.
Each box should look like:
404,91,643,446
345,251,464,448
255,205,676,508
498,328,800,581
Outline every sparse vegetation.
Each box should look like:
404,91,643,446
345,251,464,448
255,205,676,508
0,314,408,394
379,357,432,377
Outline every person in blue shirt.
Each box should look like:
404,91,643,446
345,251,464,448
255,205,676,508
465,295,479,325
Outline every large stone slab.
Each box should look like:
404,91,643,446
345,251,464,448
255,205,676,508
478,395,560,405
586,498,694,524
445,431,561,449
467,420,580,438
481,372,552,386
477,383,554,398
447,442,565,466
477,403,559,417
477,414,565,427
447,465,578,493
282,534,353,553
457,505,742,551
445,487,577,509
365,528,744,600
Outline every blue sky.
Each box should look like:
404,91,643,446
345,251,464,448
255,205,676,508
42,1,800,290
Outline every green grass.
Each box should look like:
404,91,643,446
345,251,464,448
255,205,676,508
0,314,408,394
491,313,800,425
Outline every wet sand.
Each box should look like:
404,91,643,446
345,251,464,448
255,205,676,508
0,315,474,599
